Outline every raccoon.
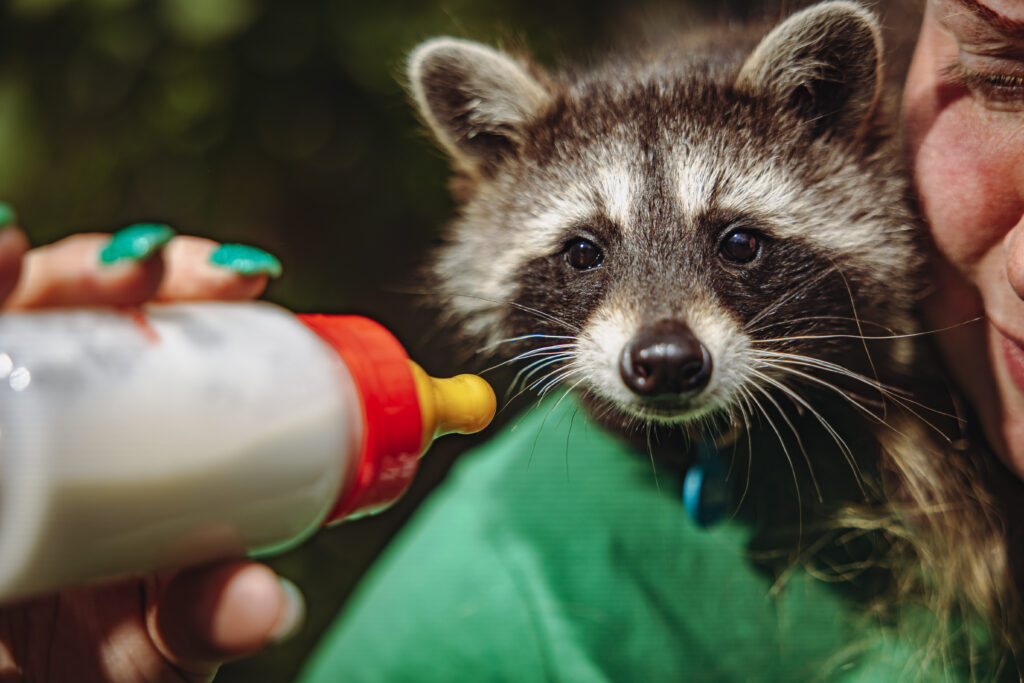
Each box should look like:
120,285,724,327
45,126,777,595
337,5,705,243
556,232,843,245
409,0,1021,662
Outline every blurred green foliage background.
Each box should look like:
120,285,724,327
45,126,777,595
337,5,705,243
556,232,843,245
0,0,915,680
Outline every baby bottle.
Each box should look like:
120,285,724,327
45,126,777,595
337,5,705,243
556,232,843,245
0,301,495,602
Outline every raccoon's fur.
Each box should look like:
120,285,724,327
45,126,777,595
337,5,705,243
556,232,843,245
409,0,1022,667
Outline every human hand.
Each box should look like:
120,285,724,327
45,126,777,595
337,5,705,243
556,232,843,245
0,219,278,310
0,208,302,682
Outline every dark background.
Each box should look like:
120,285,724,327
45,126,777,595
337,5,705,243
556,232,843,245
0,1,918,680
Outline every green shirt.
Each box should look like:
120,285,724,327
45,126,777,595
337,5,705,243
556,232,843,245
299,397,971,681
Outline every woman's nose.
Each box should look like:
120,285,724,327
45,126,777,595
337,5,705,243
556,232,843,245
1005,224,1024,301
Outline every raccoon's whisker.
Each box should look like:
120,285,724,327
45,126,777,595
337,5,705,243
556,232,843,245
753,365,867,496
744,383,805,541
743,265,840,332
482,345,576,374
525,375,587,468
480,334,577,351
507,360,563,404
644,422,661,494
751,350,910,399
753,353,895,436
534,373,572,397
698,408,737,465
759,361,887,425
748,369,825,503
745,315,898,338
504,379,553,410
732,384,759,517
705,411,731,447
831,258,884,416
492,348,574,396
535,368,584,396
754,350,959,423
749,315,984,344
501,355,576,408
551,377,587,414
565,407,579,482
882,397,958,445
752,332,912,343
529,361,581,393
450,293,583,333
755,357,888,422
508,354,574,397
593,395,622,428
719,402,741,478
519,359,569,386
762,354,957,445
743,270,836,332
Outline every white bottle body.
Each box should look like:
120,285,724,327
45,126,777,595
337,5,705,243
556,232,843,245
0,301,362,602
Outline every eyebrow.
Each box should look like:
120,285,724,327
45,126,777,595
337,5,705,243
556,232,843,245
952,0,1024,40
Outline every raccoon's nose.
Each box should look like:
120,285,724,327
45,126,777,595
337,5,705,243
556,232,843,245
620,322,713,399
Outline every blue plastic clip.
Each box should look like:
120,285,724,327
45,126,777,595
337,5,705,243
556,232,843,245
682,437,730,527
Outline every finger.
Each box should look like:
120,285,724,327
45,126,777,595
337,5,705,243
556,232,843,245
155,238,279,302
0,226,29,306
4,225,175,310
147,562,304,678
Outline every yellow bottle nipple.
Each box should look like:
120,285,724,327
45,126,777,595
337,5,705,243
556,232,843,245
409,361,497,451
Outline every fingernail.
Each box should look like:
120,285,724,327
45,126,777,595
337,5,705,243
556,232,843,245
0,202,17,230
99,223,176,265
270,577,305,644
210,243,283,278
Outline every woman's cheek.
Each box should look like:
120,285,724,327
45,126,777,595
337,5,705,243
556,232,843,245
914,100,1016,273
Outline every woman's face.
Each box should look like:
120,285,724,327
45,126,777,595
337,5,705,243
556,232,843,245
904,0,1024,476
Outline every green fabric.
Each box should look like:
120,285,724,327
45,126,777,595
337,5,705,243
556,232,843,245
299,397,957,682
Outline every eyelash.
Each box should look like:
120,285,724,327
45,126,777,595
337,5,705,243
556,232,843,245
945,59,1024,105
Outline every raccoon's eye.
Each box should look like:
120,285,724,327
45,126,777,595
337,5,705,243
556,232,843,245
719,229,761,264
565,239,603,270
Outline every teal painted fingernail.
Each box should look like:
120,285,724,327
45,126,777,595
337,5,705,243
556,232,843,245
0,203,17,229
270,577,306,644
210,243,283,278
99,223,176,265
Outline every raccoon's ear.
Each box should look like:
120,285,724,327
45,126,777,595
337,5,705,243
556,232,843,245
736,1,881,138
408,38,551,173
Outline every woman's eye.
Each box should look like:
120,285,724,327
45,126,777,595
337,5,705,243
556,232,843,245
947,59,1024,110
565,239,603,270
719,229,761,264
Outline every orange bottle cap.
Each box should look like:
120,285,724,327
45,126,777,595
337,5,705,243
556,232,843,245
298,315,423,522
297,315,495,523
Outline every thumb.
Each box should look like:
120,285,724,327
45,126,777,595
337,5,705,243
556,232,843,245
146,562,305,680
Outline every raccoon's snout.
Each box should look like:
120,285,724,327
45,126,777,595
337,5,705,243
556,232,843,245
619,321,713,400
